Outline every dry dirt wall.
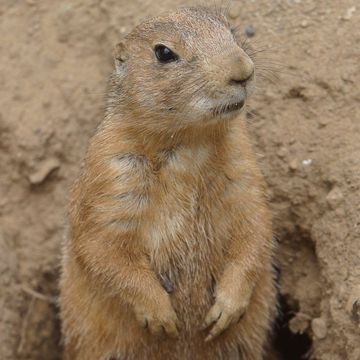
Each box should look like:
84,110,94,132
0,0,359,359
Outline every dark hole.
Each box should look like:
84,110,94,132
273,294,312,360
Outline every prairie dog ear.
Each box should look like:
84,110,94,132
113,41,128,74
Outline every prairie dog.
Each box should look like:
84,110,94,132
60,6,276,360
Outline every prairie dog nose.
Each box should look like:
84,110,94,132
228,49,254,86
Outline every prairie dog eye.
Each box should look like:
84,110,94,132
154,45,178,63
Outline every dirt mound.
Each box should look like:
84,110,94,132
0,1,359,359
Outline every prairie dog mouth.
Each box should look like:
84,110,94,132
212,100,245,117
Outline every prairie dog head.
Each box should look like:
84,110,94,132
111,6,254,133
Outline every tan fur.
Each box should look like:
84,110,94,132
60,6,277,360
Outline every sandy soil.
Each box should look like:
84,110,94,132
0,0,359,359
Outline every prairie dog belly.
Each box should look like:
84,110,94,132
144,204,225,331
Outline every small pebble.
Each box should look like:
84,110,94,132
318,117,329,127
311,317,327,339
326,187,343,209
277,147,287,158
245,25,256,38
289,159,298,171
302,159,312,166
342,6,356,20
301,20,308,28
228,4,241,19
28,158,60,185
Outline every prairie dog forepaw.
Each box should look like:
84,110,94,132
203,290,250,342
134,297,180,338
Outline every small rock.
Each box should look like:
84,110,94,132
318,117,329,127
342,6,356,20
245,25,256,38
28,158,60,185
302,159,312,166
289,159,298,171
301,20,308,28
326,187,343,209
228,4,241,19
311,317,327,339
277,147,287,158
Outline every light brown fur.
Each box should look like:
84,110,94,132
60,6,277,360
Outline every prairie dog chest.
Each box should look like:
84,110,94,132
143,144,220,263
